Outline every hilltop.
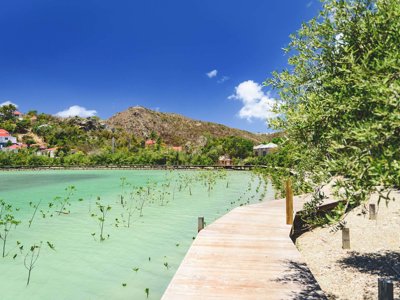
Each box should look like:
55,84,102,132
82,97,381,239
106,106,273,146
0,103,283,166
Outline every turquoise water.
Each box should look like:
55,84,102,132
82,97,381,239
0,170,273,300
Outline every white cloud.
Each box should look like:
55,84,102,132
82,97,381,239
306,1,313,8
229,80,276,122
55,105,97,118
0,101,18,108
206,69,218,78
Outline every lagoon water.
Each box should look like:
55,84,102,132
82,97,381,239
0,170,273,300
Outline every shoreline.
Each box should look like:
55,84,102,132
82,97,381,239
0,164,264,172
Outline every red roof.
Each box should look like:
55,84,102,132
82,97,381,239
6,144,26,150
45,147,58,151
13,111,22,116
171,146,182,152
145,139,156,145
0,129,10,137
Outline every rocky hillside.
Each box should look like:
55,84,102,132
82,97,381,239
107,106,272,145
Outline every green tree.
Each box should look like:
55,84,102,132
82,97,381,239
0,104,17,121
266,0,400,221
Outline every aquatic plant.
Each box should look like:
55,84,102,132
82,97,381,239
56,185,76,216
124,188,138,228
24,242,42,286
119,177,127,207
182,175,193,196
145,288,149,298
0,200,21,257
135,187,148,217
157,182,171,206
28,200,41,228
91,197,111,241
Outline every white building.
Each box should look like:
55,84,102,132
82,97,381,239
0,129,17,149
253,143,278,156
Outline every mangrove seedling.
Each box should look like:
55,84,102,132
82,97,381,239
135,187,148,217
56,185,76,216
124,189,138,227
119,177,127,207
132,267,139,273
145,288,149,299
24,242,42,286
0,200,21,257
28,200,41,228
91,197,111,241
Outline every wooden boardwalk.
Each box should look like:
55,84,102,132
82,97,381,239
162,196,326,300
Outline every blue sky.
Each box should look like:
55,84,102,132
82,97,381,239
0,0,320,133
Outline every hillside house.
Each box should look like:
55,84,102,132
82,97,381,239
218,155,232,166
43,147,58,158
145,139,156,147
2,144,26,153
0,129,17,149
170,146,183,152
253,143,278,156
13,111,23,120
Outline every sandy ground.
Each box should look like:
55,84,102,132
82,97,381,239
296,189,400,299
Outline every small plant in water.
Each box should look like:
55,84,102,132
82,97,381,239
24,242,42,286
0,200,21,257
91,197,111,241
28,200,41,228
135,187,148,217
56,186,76,215
145,288,150,298
119,177,127,207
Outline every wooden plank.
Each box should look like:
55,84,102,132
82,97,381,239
162,195,326,300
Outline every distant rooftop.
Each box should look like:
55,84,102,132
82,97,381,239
253,143,278,150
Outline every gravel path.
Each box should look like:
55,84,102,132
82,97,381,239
296,190,400,299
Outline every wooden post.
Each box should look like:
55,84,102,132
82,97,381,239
198,217,204,233
285,179,294,225
342,227,350,249
369,204,377,220
378,278,394,300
